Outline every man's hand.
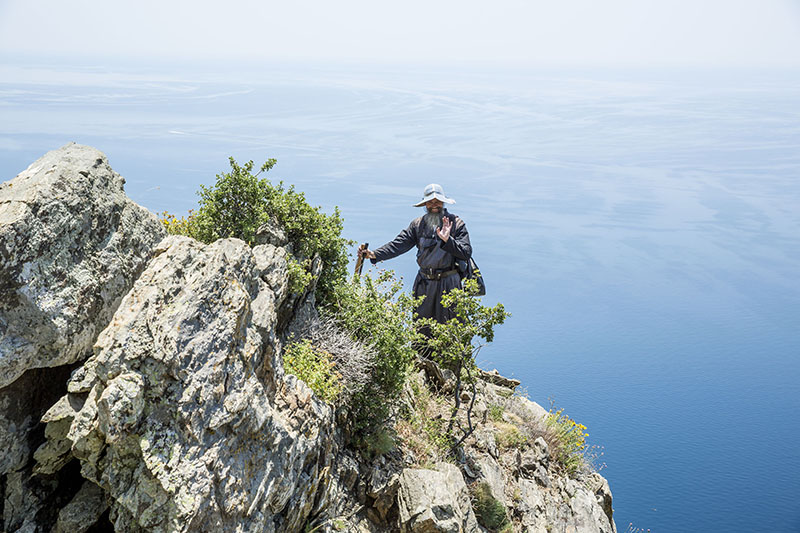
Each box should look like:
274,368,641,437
436,216,452,242
359,248,376,259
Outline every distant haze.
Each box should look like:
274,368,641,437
1,0,799,68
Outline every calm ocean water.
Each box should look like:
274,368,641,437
2,60,799,532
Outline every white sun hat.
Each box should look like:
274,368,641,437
413,183,456,207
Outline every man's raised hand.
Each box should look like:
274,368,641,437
437,216,451,242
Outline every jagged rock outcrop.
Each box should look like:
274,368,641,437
34,236,336,532
462,381,616,533
0,142,166,390
0,143,166,485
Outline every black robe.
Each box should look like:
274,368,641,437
371,209,472,323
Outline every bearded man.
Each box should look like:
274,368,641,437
359,183,472,326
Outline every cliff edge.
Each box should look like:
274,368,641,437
0,144,616,533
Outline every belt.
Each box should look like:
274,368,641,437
419,268,459,281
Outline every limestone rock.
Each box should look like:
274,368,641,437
397,462,479,533
0,142,166,389
519,436,550,480
0,143,165,483
255,217,289,247
472,427,499,459
366,456,401,523
471,453,506,506
516,478,547,531
589,473,615,527
511,394,549,423
514,474,616,533
37,236,335,533
478,369,521,390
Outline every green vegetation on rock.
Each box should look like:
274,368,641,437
326,270,421,446
283,339,343,403
159,155,598,478
160,157,351,305
418,278,510,451
471,481,510,531
545,406,591,476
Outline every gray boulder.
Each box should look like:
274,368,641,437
53,480,109,533
514,473,616,533
471,453,506,506
36,236,336,533
397,462,479,533
0,142,166,389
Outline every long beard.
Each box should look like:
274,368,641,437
423,210,444,233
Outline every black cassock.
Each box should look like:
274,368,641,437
371,209,472,324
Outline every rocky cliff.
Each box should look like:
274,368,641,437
0,144,616,533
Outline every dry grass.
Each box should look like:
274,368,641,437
395,376,455,466
493,422,528,451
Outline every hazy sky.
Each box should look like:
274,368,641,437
1,0,799,67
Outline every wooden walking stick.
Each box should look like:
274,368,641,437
354,243,369,277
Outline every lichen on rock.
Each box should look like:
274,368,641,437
35,236,336,532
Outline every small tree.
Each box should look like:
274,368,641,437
418,279,510,453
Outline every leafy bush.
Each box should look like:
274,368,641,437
160,157,351,305
471,482,509,531
283,339,344,403
324,270,421,443
420,279,509,374
192,158,278,245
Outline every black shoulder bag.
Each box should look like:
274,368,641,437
456,257,486,296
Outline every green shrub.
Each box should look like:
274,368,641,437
487,403,505,422
161,157,351,306
283,339,343,403
471,482,509,531
418,279,510,449
191,158,278,245
420,279,509,375
325,270,421,443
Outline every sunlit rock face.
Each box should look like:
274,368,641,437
0,142,166,390
0,143,167,531
35,236,336,532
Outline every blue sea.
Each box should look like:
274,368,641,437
2,60,799,532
